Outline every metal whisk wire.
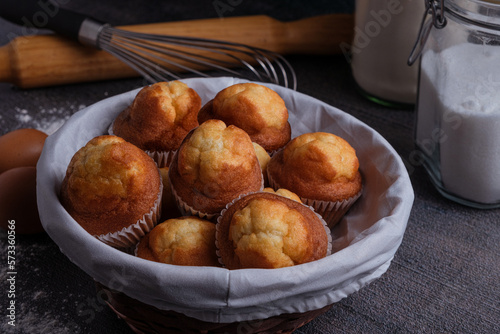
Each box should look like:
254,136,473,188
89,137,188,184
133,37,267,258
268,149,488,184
98,26,297,90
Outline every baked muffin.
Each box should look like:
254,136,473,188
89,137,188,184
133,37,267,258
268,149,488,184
263,187,302,203
159,167,181,220
267,132,362,228
253,142,271,186
169,119,264,220
112,81,201,167
216,192,331,269
136,217,220,267
60,135,162,248
197,83,291,152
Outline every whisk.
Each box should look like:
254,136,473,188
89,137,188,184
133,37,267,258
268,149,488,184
0,0,297,89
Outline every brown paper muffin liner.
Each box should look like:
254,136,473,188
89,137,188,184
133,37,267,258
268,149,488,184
145,149,176,168
300,190,362,229
108,120,176,168
107,120,115,136
95,175,163,249
268,148,280,157
169,172,266,223
170,185,219,222
215,191,333,268
134,240,141,257
267,173,362,229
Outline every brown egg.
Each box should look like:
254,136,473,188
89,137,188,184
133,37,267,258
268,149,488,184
0,166,44,234
0,128,48,174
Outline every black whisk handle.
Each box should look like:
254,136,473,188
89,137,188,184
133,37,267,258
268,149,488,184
0,0,90,41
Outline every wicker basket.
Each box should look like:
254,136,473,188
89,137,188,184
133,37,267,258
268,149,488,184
38,77,414,333
95,281,332,334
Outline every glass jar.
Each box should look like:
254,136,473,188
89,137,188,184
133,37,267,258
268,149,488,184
350,0,426,107
411,0,500,208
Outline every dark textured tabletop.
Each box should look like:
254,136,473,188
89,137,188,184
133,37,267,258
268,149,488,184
1,1,499,333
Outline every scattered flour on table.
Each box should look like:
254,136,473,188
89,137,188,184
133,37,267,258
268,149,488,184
0,233,84,333
1,305,79,334
14,104,86,135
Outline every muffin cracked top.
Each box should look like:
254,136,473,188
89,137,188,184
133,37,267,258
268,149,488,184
216,192,330,269
60,135,161,236
137,217,219,267
198,83,291,152
169,119,263,215
268,132,362,202
112,81,201,152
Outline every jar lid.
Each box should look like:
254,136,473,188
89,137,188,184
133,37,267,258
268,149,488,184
408,0,500,65
447,0,500,29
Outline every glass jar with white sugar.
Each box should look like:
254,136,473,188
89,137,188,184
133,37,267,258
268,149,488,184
411,0,500,208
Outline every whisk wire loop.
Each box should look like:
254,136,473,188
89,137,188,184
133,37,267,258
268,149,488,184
109,31,259,78
97,26,297,89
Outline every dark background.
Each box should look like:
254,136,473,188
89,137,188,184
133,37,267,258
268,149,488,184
1,1,499,333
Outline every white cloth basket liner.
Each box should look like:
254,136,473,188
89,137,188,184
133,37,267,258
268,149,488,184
37,77,414,323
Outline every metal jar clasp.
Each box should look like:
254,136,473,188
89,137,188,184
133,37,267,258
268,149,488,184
408,0,447,65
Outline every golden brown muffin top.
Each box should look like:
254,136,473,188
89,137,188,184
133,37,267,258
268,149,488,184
263,187,302,202
197,83,291,152
136,217,220,267
169,119,263,214
267,132,362,202
112,81,201,152
216,192,329,269
60,135,161,236
253,142,271,185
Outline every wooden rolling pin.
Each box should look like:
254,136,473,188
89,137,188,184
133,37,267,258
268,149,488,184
0,14,353,89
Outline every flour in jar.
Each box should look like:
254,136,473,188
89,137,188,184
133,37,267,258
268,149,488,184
416,43,500,204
